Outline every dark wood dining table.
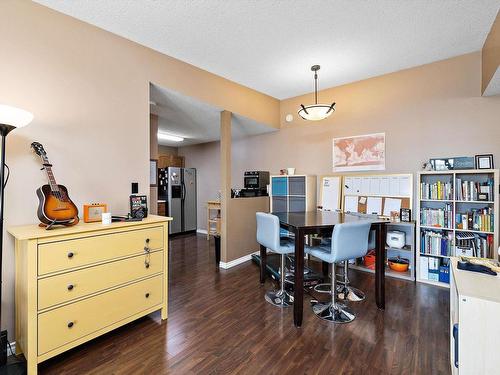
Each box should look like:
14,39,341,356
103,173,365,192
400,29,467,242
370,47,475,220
259,211,388,327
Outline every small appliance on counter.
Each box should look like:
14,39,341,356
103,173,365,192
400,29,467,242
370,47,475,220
244,171,269,189
235,171,269,198
386,230,406,249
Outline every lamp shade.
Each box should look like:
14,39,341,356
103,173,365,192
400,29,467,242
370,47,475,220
298,103,335,121
0,104,34,128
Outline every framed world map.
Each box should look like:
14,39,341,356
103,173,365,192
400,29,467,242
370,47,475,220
333,133,385,172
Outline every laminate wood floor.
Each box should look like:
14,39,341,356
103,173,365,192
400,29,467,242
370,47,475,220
39,233,450,375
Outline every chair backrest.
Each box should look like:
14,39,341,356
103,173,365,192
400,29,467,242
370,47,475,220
331,221,372,263
256,212,280,251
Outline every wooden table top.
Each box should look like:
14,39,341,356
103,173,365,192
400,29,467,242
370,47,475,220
271,211,388,230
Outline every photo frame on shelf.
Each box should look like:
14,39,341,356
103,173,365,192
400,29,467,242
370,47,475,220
400,208,411,222
429,158,453,171
475,154,494,169
478,193,489,201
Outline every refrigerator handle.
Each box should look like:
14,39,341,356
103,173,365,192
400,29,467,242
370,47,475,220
181,183,186,201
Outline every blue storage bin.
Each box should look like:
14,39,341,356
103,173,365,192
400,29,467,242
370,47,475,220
439,265,450,283
271,177,288,196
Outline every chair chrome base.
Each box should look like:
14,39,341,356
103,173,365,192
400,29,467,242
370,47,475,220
265,289,294,307
313,283,365,302
310,300,355,323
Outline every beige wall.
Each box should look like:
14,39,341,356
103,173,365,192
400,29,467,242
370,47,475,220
231,52,500,182
179,52,500,262
227,197,270,262
178,141,221,230
0,0,279,337
482,11,500,94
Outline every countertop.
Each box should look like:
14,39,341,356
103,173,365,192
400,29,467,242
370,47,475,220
8,214,172,241
451,257,500,303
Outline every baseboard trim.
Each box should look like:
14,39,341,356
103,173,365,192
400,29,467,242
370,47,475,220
196,229,208,235
219,251,259,269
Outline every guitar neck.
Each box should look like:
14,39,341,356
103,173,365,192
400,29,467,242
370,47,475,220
41,155,60,192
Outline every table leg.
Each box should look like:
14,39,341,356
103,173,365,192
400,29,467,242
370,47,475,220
375,223,386,310
294,229,304,327
260,244,267,284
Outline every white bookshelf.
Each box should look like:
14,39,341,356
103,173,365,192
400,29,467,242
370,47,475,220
417,169,499,288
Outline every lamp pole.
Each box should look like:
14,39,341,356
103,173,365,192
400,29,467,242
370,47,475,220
0,104,33,375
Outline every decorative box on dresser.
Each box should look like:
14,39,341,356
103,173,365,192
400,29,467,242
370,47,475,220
8,215,171,375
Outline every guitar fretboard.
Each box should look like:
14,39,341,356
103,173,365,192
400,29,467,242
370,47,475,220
41,155,62,196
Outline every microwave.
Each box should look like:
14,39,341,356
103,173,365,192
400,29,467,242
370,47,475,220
244,171,270,190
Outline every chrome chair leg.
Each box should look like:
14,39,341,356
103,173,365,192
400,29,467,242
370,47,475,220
265,253,293,307
337,261,365,302
311,263,355,323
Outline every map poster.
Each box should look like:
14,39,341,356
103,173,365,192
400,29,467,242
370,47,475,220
333,133,385,172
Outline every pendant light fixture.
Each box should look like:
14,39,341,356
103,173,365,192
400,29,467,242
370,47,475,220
298,65,335,121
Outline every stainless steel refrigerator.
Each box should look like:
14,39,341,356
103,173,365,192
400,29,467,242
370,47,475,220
167,167,197,234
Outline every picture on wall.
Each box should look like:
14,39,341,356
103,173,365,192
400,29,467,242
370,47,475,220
333,133,386,172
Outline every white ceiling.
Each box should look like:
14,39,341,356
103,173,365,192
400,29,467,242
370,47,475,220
35,1,499,99
150,84,276,147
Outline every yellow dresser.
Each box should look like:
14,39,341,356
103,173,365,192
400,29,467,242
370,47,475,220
8,215,171,375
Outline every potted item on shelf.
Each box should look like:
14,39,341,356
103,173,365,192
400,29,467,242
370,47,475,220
363,250,376,270
388,256,410,272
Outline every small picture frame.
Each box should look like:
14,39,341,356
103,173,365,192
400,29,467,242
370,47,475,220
400,208,411,222
150,159,158,186
478,193,489,202
429,158,453,171
475,154,494,170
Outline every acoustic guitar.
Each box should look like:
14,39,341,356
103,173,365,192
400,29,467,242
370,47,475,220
31,142,79,229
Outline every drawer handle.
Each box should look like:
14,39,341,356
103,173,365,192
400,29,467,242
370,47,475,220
145,293,150,298
67,321,74,328
145,263,150,269
67,252,74,258
146,238,150,244
67,284,74,291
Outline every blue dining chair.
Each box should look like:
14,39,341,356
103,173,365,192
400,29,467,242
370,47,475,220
256,212,295,307
306,221,371,323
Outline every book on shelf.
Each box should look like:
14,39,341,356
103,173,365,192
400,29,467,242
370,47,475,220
455,207,494,232
420,180,452,200
419,256,449,283
455,232,493,258
455,177,494,201
420,204,453,228
420,230,453,256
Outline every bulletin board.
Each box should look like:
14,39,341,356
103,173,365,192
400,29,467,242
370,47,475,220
341,173,413,218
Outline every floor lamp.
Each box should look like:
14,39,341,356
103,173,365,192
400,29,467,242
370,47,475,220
0,105,34,375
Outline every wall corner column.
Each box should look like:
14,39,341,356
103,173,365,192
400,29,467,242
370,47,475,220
220,110,232,263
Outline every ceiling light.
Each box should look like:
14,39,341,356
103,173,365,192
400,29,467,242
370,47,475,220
298,65,335,121
157,132,184,142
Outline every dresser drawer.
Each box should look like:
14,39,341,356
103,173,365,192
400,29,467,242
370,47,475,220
38,227,163,275
38,274,162,355
38,251,163,310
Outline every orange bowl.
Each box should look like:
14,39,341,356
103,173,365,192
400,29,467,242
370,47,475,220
388,257,409,272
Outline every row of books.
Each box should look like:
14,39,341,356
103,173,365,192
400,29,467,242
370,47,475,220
455,232,493,258
456,177,494,201
420,181,453,200
419,257,449,283
420,230,453,256
420,204,453,228
455,207,494,232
